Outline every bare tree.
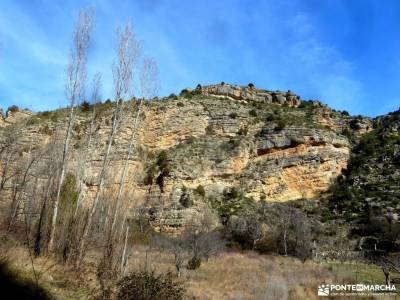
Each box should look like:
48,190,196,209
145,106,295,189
78,23,141,265
173,241,185,278
109,57,159,242
120,225,129,276
184,207,222,261
98,44,160,285
48,8,95,252
226,212,266,251
7,148,42,231
366,252,400,285
34,145,59,256
140,57,160,100
74,72,102,216
274,204,312,260
0,123,26,197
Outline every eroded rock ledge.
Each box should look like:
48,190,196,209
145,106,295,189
194,83,301,107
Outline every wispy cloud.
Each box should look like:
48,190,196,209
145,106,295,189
285,12,365,113
0,1,66,66
0,0,398,116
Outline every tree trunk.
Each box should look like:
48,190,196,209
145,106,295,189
383,268,391,285
283,228,287,256
77,104,121,265
48,106,75,252
120,225,129,276
111,99,143,235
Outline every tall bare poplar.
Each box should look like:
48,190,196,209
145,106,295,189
78,23,141,264
111,57,159,236
74,72,102,217
100,57,159,275
48,8,95,252
140,57,160,100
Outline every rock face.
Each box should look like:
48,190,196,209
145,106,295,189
0,109,5,127
0,108,33,127
197,83,301,107
245,128,349,201
0,84,370,232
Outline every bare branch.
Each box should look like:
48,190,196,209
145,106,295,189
140,57,160,99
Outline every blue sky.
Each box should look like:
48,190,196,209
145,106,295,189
0,0,399,116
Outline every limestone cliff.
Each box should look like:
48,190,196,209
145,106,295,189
0,83,371,232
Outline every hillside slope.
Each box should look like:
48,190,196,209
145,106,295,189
328,108,400,251
0,83,372,233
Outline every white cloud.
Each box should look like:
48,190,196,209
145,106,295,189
0,2,66,66
287,12,365,112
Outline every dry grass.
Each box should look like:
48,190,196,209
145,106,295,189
124,246,355,300
0,235,388,300
184,251,338,300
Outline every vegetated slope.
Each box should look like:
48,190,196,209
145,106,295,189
329,108,400,251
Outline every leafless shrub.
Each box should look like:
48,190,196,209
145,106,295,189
226,202,313,261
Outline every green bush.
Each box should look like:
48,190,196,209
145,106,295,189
298,100,313,109
117,271,185,300
229,112,238,119
265,114,275,122
156,151,169,170
237,126,248,136
179,89,193,99
194,185,206,198
224,187,239,200
179,191,193,208
205,124,213,135
274,119,286,131
7,105,19,113
221,138,241,151
249,109,257,117
342,110,350,116
169,93,178,100
320,209,335,223
187,256,201,270
37,111,51,118
186,136,196,144
26,116,41,126
143,164,157,185
156,151,170,193
73,123,82,134
341,127,352,139
81,101,91,112
349,119,361,130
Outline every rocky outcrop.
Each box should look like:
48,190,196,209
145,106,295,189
197,83,301,107
0,108,33,126
0,109,5,127
244,128,349,201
